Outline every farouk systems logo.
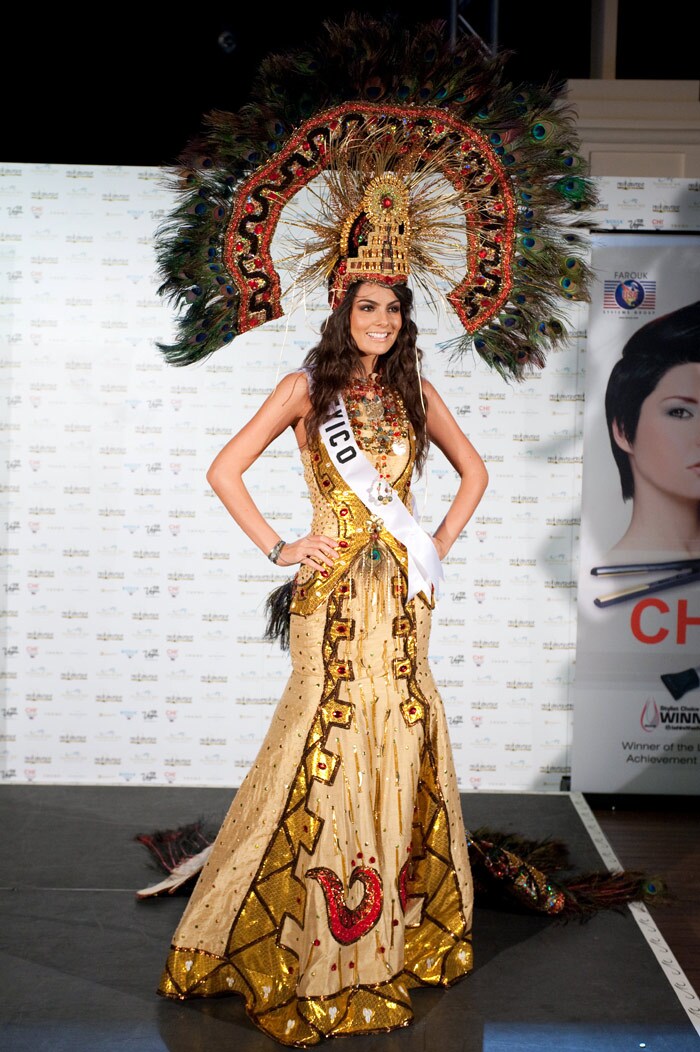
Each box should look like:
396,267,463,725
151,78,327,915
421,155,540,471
603,277,657,312
640,697,660,732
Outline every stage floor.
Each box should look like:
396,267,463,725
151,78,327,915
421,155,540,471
1,787,698,1051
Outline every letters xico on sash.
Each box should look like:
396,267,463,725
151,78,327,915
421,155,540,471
320,406,357,464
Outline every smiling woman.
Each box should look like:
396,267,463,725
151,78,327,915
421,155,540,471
605,300,700,557
350,285,403,359
145,272,489,1044
138,13,605,1045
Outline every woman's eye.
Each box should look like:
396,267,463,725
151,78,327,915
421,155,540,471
667,406,693,418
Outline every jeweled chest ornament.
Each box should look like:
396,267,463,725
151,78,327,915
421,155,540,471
369,477,394,506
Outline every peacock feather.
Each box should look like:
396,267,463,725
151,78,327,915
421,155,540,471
155,14,597,380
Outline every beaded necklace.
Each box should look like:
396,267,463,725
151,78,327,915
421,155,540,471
341,371,411,611
344,372,409,457
343,371,410,508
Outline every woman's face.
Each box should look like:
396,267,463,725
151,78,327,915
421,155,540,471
349,282,402,361
614,362,700,502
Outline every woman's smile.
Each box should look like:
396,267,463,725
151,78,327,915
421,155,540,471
349,283,402,361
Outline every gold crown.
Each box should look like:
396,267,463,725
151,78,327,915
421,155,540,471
330,173,410,306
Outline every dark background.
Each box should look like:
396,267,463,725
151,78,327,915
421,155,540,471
7,1,698,165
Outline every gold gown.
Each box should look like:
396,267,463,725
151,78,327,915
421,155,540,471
157,374,474,1046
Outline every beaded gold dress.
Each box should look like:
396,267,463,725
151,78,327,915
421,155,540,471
157,374,474,1046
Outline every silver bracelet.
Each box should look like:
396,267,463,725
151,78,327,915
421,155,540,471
267,539,286,564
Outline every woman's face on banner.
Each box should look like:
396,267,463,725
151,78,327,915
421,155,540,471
615,362,700,502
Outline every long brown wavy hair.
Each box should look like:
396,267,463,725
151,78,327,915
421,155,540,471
301,282,430,473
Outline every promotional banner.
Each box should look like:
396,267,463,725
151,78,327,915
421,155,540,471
573,234,700,792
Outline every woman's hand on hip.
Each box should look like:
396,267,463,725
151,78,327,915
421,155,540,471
276,534,339,572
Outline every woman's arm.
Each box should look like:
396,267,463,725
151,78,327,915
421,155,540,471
205,371,338,572
422,379,489,558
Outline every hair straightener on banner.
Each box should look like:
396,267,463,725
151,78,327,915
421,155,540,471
591,558,700,608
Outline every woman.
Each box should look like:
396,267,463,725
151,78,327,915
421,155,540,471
142,16,612,1044
605,300,700,557
152,278,488,1045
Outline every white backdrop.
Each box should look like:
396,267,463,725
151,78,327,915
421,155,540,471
0,165,695,790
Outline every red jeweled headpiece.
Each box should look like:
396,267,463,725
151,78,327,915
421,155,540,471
156,15,595,379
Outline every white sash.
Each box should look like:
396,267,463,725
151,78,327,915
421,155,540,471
319,395,444,603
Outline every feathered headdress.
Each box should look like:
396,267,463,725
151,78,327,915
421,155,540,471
155,14,596,379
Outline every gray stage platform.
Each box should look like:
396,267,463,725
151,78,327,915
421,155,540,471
0,787,697,1051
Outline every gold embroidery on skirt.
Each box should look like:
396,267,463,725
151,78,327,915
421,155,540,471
158,564,472,1046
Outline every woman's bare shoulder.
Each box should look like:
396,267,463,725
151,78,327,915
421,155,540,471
419,376,442,399
418,376,447,409
275,370,312,404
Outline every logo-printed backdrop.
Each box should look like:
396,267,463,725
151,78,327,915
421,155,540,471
0,166,697,790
